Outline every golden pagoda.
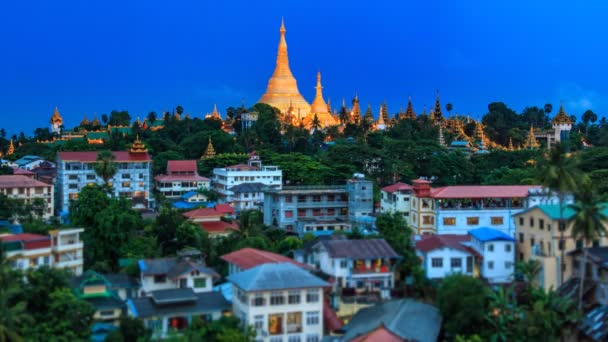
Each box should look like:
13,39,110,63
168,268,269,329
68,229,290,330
403,97,416,120
508,137,515,151
129,136,148,153
363,104,374,125
80,115,90,127
283,101,299,126
376,105,387,129
91,115,101,128
7,139,15,155
552,103,574,125
303,71,338,128
206,104,222,120
350,94,361,122
523,125,540,149
50,107,63,134
433,90,444,123
380,101,390,124
258,19,311,116
174,110,181,121
201,137,216,159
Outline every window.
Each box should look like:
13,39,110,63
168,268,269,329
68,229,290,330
306,335,320,342
270,291,285,305
519,217,524,226
268,313,284,335
491,217,504,225
286,312,302,333
467,217,479,225
298,209,306,217
99,310,115,317
86,174,96,180
539,219,545,230
594,240,600,248
559,221,566,231
288,336,301,342
122,173,130,179
306,289,319,303
431,258,443,268
254,315,264,331
288,290,301,304
450,258,462,268
306,311,320,325
252,294,265,306
121,182,130,188
519,233,524,243
270,338,283,342
488,261,494,269
529,217,534,227
68,184,78,189
443,217,456,225
193,277,206,288
340,259,347,268
505,261,513,269
153,275,166,283
530,238,535,247
423,216,434,225
285,211,293,218
559,240,565,250
576,240,583,249
505,244,512,252
487,244,494,252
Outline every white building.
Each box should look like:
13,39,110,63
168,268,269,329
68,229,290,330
137,255,219,295
212,153,282,208
0,175,54,220
415,227,515,283
154,160,210,199
56,140,153,212
14,155,53,171
228,262,328,342
380,182,414,224
49,228,85,275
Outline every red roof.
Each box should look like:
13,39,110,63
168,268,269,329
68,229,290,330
183,204,234,218
430,185,540,199
415,234,480,257
0,175,51,188
12,168,34,176
1,233,51,250
198,221,239,234
57,151,151,162
323,296,343,331
381,182,414,193
155,174,210,182
350,327,404,342
167,160,198,174
221,248,311,270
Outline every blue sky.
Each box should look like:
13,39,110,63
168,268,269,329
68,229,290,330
1,0,607,135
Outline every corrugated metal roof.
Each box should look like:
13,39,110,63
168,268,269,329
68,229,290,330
227,262,329,292
469,227,515,242
317,239,400,259
129,291,229,318
221,248,311,270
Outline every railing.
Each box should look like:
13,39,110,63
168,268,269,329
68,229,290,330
351,266,390,274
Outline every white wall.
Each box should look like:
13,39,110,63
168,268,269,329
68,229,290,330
475,239,515,283
420,247,474,279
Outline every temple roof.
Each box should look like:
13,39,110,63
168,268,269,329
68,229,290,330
310,71,329,114
50,107,63,124
552,104,573,125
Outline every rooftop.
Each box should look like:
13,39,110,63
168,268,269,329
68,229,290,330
228,182,265,193
167,160,198,174
221,247,310,270
198,221,239,234
431,185,541,199
138,257,218,279
128,290,229,318
57,151,151,162
315,239,400,259
0,175,50,188
182,204,234,219
469,227,516,242
227,262,329,292
381,182,414,193
415,234,480,258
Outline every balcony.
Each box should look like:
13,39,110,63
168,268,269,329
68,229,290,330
295,201,348,208
55,259,83,268
54,242,83,252
351,265,391,275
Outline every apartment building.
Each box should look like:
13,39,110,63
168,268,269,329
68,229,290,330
154,160,210,199
0,175,54,220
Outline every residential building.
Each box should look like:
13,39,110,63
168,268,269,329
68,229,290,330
171,191,210,210
138,254,219,295
0,175,54,220
263,174,373,233
338,299,442,342
228,182,265,211
0,159,18,168
380,179,559,236
295,237,400,292
212,153,282,208
415,227,515,283
514,204,608,290
0,228,84,275
154,160,210,200
31,161,57,185
221,247,312,276
14,155,51,170
182,204,237,237
56,140,153,212
228,262,329,342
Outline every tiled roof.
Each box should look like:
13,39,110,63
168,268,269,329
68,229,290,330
167,160,198,174
381,182,414,193
183,204,234,219
0,175,50,188
165,260,219,279
11,168,34,176
57,151,151,162
0,233,48,242
415,234,480,257
316,239,400,259
154,174,210,182
469,227,516,242
138,258,216,279
228,182,265,193
199,221,239,234
221,248,310,270
227,262,329,292
350,327,403,342
129,290,229,318
431,185,540,199
341,299,442,342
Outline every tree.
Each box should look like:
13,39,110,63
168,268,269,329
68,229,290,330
446,102,453,115
569,179,608,310
0,249,31,342
536,143,579,284
95,150,117,188
582,110,598,126
105,316,151,342
176,221,202,251
544,103,553,115
176,105,184,116
101,114,109,125
147,111,157,123
437,274,489,338
35,288,94,341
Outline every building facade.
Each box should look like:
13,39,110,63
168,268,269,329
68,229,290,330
0,175,54,220
56,140,153,212
154,160,210,200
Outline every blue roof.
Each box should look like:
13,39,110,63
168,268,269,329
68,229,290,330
469,227,515,242
214,282,233,303
182,191,198,199
450,141,470,147
227,262,329,292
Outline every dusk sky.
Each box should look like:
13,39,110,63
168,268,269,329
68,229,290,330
1,0,607,135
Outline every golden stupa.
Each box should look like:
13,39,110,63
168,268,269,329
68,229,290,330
303,71,338,128
258,19,311,116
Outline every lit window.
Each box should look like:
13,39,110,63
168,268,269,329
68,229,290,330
491,217,504,225
467,217,479,225
443,217,456,225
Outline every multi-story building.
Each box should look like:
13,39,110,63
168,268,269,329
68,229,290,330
228,262,329,342
56,139,153,212
263,174,373,233
0,175,54,220
228,182,265,211
415,227,515,283
514,204,608,290
222,247,312,276
154,160,210,199
182,204,237,237
212,153,282,208
380,179,558,236
295,236,400,292
0,228,84,275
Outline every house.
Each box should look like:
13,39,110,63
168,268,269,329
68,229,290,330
172,191,210,209
221,247,311,276
0,175,54,220
154,160,210,200
415,227,515,283
182,204,237,237
14,155,50,170
338,299,442,342
131,252,230,339
515,204,608,290
263,174,373,233
31,160,57,185
228,262,329,342
11,168,34,178
212,152,282,207
228,182,265,211
1,228,84,275
56,138,153,212
295,237,400,292
380,182,414,224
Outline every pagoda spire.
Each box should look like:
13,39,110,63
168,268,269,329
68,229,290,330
7,139,15,155
129,135,148,153
523,125,540,149
350,94,361,122
310,70,329,114
201,137,217,159
364,104,374,125
433,90,443,122
508,137,515,151
404,97,416,120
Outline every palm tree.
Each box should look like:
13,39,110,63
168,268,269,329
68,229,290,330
537,143,579,284
516,259,542,287
0,249,31,342
446,103,453,116
147,111,157,123
94,150,117,189
569,179,608,310
544,103,553,115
